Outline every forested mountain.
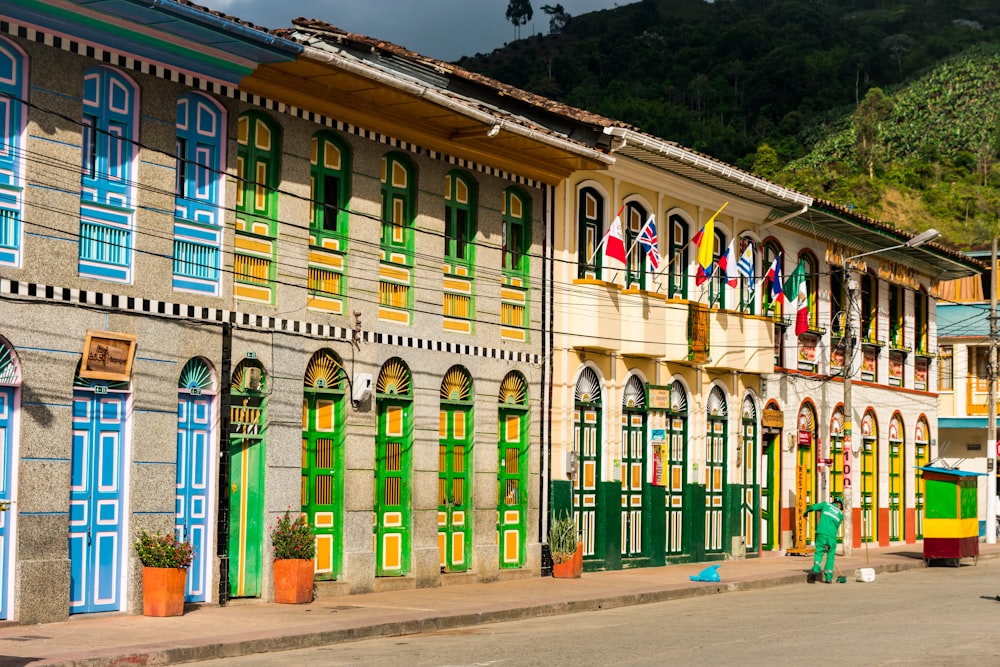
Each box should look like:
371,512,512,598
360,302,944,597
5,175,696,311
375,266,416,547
459,0,1000,248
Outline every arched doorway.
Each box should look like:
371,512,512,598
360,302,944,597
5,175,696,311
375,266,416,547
860,409,879,544
302,350,346,581
228,358,267,598
888,412,905,541
796,401,817,546
375,358,412,576
914,416,930,539
760,399,782,551
658,380,688,558
620,374,647,559
176,357,216,603
573,367,602,559
70,363,130,613
438,366,473,573
0,339,19,619
739,394,759,554
498,372,529,569
705,386,728,555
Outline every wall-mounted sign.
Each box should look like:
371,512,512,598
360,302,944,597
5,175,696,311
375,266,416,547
80,329,137,382
761,408,784,429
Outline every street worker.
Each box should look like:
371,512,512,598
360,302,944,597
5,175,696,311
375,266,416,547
803,497,844,583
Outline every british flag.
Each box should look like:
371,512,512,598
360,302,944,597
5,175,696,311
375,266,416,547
636,216,661,271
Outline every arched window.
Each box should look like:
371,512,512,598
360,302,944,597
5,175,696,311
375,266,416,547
800,251,819,330
0,38,26,268
667,213,689,299
624,201,649,290
914,416,930,539
578,186,605,279
860,272,878,343
443,171,477,331
573,367,602,557
80,66,138,283
501,187,531,341
234,110,280,303
379,152,416,320
738,236,757,313
860,409,879,543
174,92,225,294
762,240,783,318
708,228,727,309
311,130,351,237
307,131,351,313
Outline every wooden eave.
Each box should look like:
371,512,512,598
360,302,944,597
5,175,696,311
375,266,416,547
243,59,610,184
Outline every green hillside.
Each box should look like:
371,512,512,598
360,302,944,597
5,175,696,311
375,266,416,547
462,0,1000,247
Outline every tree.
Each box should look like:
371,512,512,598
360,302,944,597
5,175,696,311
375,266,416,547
752,143,780,179
541,4,571,34
854,87,894,180
506,0,534,41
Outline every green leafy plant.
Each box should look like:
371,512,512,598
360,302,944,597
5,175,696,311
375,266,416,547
134,531,193,568
271,508,316,560
548,511,579,564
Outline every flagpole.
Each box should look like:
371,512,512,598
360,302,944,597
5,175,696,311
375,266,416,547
624,215,655,262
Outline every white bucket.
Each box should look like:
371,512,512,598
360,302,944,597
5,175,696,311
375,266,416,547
855,567,876,583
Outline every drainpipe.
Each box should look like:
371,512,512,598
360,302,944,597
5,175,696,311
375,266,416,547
216,322,233,606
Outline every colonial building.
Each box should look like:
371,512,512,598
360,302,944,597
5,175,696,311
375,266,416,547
0,1,613,623
548,131,980,569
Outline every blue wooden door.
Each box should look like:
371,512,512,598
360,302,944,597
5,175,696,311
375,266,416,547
177,394,212,602
0,387,13,619
70,391,126,614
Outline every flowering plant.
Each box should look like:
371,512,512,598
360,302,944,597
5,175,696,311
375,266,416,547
134,530,194,568
271,509,316,560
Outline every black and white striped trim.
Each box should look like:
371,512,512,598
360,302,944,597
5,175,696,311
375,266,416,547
0,279,541,364
0,22,542,190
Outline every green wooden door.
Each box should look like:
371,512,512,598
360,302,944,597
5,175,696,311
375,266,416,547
438,404,471,572
740,397,759,553
228,362,266,598
888,415,904,542
861,411,878,544
761,432,778,551
376,399,411,576
914,418,930,539
498,372,529,569
302,352,346,581
704,387,728,555
621,411,645,558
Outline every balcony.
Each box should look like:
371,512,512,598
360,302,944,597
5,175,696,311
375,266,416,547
743,314,776,374
620,289,665,357
566,279,621,352
663,299,689,362
707,309,744,370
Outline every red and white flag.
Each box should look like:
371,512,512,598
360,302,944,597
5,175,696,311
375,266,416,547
719,240,738,287
603,213,627,264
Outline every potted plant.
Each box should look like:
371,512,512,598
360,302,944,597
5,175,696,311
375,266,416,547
134,530,193,616
548,511,582,578
271,508,316,604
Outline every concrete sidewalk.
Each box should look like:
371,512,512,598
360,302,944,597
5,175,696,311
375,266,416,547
2,542,996,667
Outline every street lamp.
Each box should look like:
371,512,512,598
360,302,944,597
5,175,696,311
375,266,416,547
841,228,940,556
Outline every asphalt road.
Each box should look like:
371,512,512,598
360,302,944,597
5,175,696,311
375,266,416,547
192,559,1000,666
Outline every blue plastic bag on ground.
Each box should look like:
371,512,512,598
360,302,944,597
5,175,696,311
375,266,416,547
689,564,721,582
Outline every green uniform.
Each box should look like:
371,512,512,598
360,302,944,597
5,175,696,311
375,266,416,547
804,501,843,582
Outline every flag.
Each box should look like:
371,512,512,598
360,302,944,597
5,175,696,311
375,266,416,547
765,253,783,304
603,213,626,264
737,244,754,290
783,261,809,335
719,239,738,287
694,202,728,286
636,215,661,271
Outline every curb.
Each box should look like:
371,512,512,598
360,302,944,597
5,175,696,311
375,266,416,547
36,553,997,667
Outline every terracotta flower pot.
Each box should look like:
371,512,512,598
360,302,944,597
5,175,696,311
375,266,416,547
551,542,583,578
273,558,314,603
142,566,187,617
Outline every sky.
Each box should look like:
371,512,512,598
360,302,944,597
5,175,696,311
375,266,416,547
193,1,629,62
